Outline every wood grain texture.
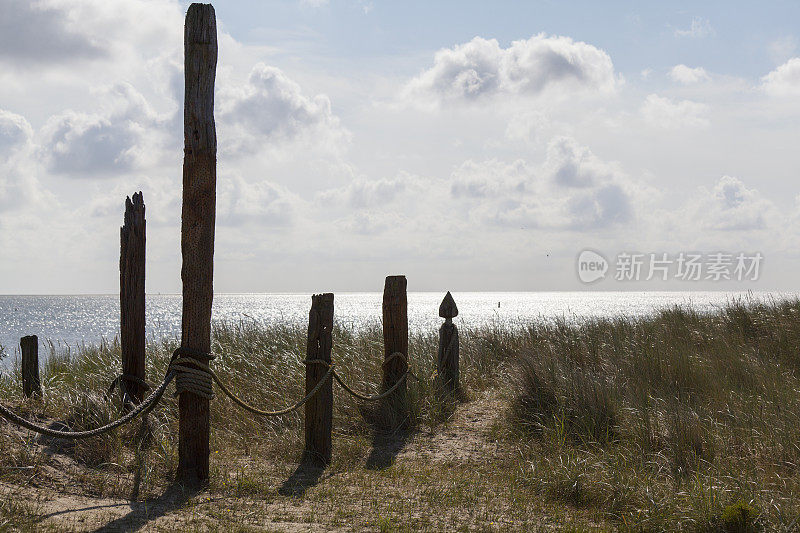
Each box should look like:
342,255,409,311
178,2,217,485
437,292,460,395
437,321,459,396
304,293,334,465
120,192,146,406
381,275,409,426
20,335,40,398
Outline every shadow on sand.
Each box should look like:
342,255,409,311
365,427,411,470
87,482,199,533
278,461,326,498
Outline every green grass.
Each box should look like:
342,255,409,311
507,297,800,530
0,297,799,530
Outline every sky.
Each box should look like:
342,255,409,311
0,0,798,293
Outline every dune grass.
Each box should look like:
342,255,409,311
0,297,799,530
506,297,800,530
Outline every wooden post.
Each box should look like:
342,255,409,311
437,291,460,396
304,293,334,465
120,192,146,406
20,335,40,398
381,275,409,427
178,2,217,485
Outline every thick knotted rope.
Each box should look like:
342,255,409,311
170,349,336,416
0,369,176,440
0,348,422,439
171,347,215,399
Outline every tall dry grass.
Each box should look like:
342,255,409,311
0,297,799,529
507,297,800,529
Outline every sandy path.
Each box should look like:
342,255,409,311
1,392,508,532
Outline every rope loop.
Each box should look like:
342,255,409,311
170,349,215,400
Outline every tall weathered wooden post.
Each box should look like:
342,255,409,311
437,291,459,396
381,275,409,427
120,192,146,406
178,2,217,484
304,293,334,465
20,335,40,398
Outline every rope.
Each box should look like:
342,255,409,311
170,353,336,416
170,347,215,399
0,370,176,440
322,352,417,401
0,347,423,439
214,362,335,417
332,369,408,402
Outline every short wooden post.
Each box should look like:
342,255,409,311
437,291,460,396
120,192,146,407
381,275,409,427
304,293,334,465
20,335,40,398
177,2,217,485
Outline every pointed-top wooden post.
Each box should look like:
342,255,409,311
120,191,146,407
178,2,217,485
439,291,458,320
437,291,460,396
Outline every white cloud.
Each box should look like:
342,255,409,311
403,34,617,105
300,0,328,6
450,159,530,198
317,174,416,208
84,174,180,226
0,0,103,65
674,17,714,38
669,64,710,85
40,83,169,176
541,137,636,229
761,57,800,96
338,211,391,236
446,137,639,230
544,136,616,188
217,174,299,227
640,94,709,128
0,109,47,213
0,109,33,155
219,64,350,156
504,110,551,145
690,176,775,231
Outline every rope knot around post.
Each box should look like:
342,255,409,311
170,347,215,400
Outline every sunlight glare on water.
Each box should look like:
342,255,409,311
0,291,794,362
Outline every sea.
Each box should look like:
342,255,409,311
0,291,795,362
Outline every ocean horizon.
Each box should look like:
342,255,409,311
1,291,796,361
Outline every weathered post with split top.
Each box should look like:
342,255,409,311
120,192,146,407
381,275,409,427
304,293,334,465
178,2,217,484
437,291,460,396
20,335,40,398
